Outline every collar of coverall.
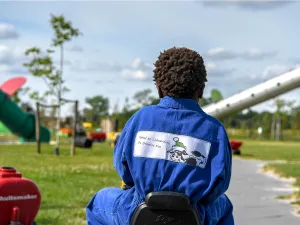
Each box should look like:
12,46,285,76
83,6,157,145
158,96,204,113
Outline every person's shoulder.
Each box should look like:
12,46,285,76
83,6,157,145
126,105,156,121
135,104,159,115
202,111,226,130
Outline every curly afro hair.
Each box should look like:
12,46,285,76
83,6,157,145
153,47,207,98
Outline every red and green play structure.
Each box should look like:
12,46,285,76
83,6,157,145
0,77,50,143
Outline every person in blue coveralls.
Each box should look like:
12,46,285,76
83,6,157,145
86,47,234,225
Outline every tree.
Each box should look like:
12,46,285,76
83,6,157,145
23,14,82,152
210,89,223,103
49,99,58,118
84,95,109,125
11,87,30,104
259,111,273,137
291,107,300,131
272,98,290,140
122,97,131,113
20,102,34,113
112,100,120,114
199,89,223,107
150,97,160,105
199,97,212,107
133,89,156,107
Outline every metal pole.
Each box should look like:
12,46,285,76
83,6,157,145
203,68,300,119
71,100,78,156
35,102,41,154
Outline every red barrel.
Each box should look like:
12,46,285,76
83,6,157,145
0,166,41,225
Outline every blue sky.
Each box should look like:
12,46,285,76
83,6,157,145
0,0,300,115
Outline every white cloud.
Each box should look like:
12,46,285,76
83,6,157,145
0,45,13,64
70,57,153,81
121,69,148,81
0,23,20,40
262,64,289,78
67,45,84,52
206,47,277,61
242,48,277,60
202,0,294,11
206,62,217,70
0,45,30,64
261,63,300,79
0,64,10,73
71,61,120,72
0,44,75,76
206,62,235,78
131,58,142,69
120,58,153,81
207,48,237,60
0,45,28,74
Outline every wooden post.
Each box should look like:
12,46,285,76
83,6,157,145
71,100,78,156
36,102,41,154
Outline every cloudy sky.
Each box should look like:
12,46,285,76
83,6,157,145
0,0,300,115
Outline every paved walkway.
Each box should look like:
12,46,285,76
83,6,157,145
226,158,300,225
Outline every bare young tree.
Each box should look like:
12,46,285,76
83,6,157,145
23,14,82,153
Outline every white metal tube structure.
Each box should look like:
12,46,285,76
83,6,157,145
202,68,300,119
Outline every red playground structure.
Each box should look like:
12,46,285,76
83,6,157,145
0,167,41,225
229,140,243,155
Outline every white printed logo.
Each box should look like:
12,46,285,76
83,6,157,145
0,194,38,201
134,131,211,168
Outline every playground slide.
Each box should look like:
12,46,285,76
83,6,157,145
0,89,50,142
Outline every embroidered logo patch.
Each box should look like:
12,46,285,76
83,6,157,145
134,131,211,169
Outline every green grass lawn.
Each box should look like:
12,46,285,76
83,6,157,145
236,139,300,212
0,139,300,224
235,140,300,161
0,142,120,225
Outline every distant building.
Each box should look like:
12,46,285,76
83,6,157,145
101,119,118,134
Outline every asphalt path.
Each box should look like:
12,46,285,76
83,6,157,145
227,158,300,225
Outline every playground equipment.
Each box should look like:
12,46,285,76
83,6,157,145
203,68,300,119
229,140,242,155
0,77,50,143
88,131,106,142
59,128,73,137
74,129,93,149
108,131,121,147
202,67,300,153
0,122,10,134
0,167,41,225
82,122,92,128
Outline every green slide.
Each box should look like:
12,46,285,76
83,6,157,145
0,122,10,134
0,90,50,142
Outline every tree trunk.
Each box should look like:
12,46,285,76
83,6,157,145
271,116,275,140
55,44,64,154
275,117,281,141
71,100,78,156
36,102,41,154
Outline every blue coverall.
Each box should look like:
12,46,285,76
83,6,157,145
86,96,234,225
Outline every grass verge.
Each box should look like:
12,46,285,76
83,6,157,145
0,142,119,225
